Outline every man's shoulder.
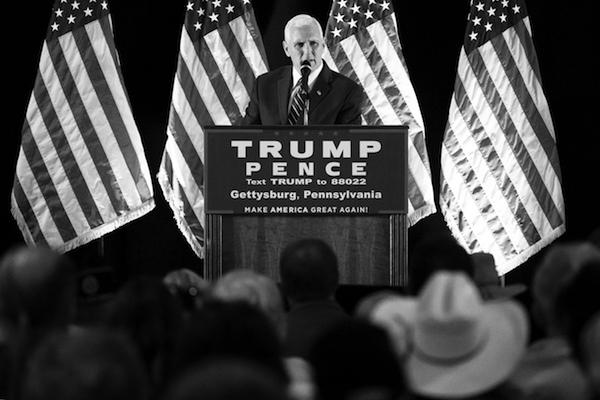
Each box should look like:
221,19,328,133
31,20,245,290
257,65,290,81
326,65,361,90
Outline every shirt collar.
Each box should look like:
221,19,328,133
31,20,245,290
292,62,324,90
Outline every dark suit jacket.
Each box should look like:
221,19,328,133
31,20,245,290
242,63,363,125
284,299,350,359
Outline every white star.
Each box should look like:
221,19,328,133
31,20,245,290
499,13,507,22
55,8,63,17
51,22,60,31
484,22,492,31
197,8,205,16
226,4,234,13
61,0,67,3
512,4,520,13
194,21,202,30
212,0,221,7
243,0,250,4
101,1,108,10
67,14,76,23
351,3,361,13
209,12,219,22
472,16,481,26
348,18,357,28
71,1,80,10
334,12,344,23
369,0,376,4
186,2,194,11
380,0,390,11
331,26,342,37
469,31,478,41
338,0,347,8
475,2,484,11
364,9,374,19
84,7,93,16
487,7,496,16
501,0,509,6
89,0,96,2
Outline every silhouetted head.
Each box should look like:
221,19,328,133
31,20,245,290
279,238,339,303
21,328,148,400
0,246,76,329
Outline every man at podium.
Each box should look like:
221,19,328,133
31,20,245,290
231,15,389,285
242,14,363,125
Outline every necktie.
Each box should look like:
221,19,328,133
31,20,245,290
287,79,307,125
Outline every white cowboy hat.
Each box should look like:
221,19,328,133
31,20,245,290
400,271,529,398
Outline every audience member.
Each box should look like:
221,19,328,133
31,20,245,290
279,238,350,359
212,269,286,338
0,246,78,399
354,290,414,360
171,299,289,386
471,252,526,301
308,319,406,400
403,271,529,399
508,242,600,400
579,313,600,397
102,275,184,395
407,232,474,295
162,268,209,312
164,359,288,400
21,328,148,400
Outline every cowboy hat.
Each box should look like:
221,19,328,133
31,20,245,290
403,271,528,398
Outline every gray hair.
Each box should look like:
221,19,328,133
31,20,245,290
284,14,323,42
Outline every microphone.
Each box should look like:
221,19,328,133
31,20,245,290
300,60,311,91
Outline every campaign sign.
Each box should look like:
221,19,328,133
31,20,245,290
204,126,407,215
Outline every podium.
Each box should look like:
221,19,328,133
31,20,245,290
204,126,408,286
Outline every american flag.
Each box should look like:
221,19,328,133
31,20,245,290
323,0,436,225
11,0,155,252
440,0,565,274
157,0,268,257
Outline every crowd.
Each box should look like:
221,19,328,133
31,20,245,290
0,230,598,400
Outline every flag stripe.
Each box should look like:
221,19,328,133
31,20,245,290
74,18,150,203
502,22,558,146
229,16,268,76
169,110,204,189
512,18,542,84
171,76,206,162
165,136,205,223
45,39,125,220
444,112,535,253
367,18,424,127
196,35,240,123
181,30,230,124
29,72,104,233
459,49,550,243
448,87,541,249
12,165,50,247
175,54,215,127
466,48,563,231
204,26,250,116
220,18,256,99
488,34,564,221
322,49,381,123
441,143,506,256
19,119,77,242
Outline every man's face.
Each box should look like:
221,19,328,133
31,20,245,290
282,24,325,72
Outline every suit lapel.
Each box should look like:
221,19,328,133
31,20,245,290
277,66,291,124
309,63,332,120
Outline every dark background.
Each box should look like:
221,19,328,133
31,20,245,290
3,1,598,308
